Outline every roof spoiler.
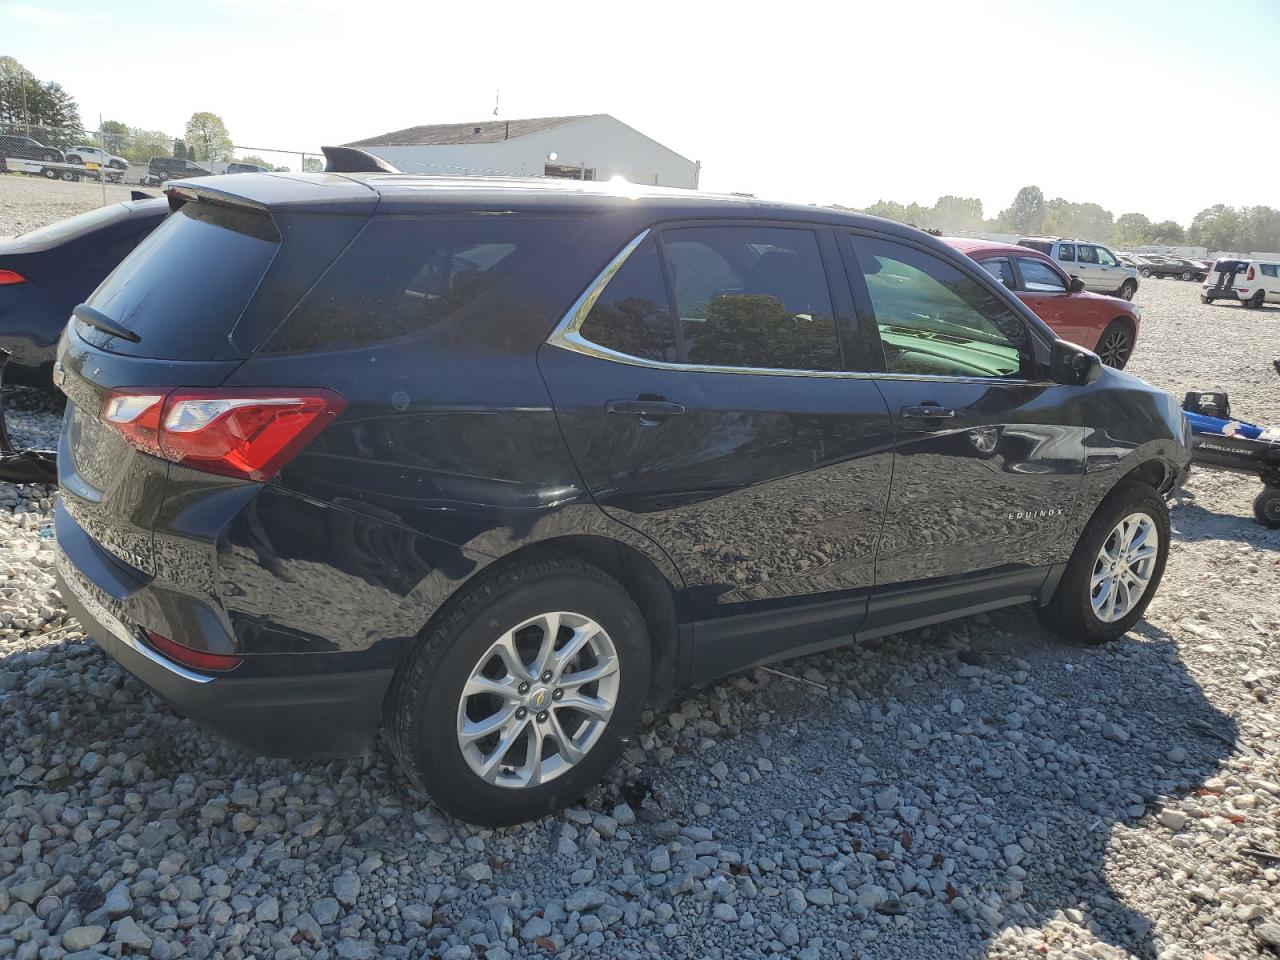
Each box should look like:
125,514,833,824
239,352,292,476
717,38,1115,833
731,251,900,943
320,145,400,174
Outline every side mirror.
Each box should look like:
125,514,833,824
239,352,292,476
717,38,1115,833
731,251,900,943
1068,276,1085,293
1050,339,1102,386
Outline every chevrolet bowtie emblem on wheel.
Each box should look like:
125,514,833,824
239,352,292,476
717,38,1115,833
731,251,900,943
530,688,550,710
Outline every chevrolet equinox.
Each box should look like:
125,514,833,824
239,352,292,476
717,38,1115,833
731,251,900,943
54,173,1191,825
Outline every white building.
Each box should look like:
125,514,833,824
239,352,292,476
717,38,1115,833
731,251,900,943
345,114,698,189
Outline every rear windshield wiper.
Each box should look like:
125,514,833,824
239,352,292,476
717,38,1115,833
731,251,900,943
73,304,141,343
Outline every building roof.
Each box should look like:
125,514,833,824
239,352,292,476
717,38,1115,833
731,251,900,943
346,115,603,147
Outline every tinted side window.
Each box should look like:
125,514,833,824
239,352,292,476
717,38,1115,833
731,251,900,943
1057,243,1076,262
578,236,676,362
1015,257,1067,292
851,235,1027,379
1261,264,1277,278
267,216,581,352
979,258,1012,286
1077,245,1099,264
660,226,840,371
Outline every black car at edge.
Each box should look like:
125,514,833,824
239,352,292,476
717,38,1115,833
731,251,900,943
54,173,1191,825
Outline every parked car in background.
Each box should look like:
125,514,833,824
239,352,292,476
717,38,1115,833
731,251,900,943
1132,255,1204,281
144,156,214,184
1181,258,1211,281
0,134,64,167
947,238,1142,368
1202,259,1280,308
55,173,1190,825
0,195,167,385
66,145,129,180
1017,237,1138,299
227,161,271,174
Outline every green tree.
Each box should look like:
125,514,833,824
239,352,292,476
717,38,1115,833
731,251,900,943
1238,206,1280,254
236,154,271,168
996,186,1045,235
0,58,83,145
861,200,908,223
122,128,172,164
301,156,324,173
173,139,188,160
931,195,984,233
98,120,130,155
1113,212,1152,247
184,111,233,162
1187,205,1243,252
1041,200,1114,242
1147,220,1185,244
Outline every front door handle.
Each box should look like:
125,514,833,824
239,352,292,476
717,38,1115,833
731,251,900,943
606,398,686,421
901,403,956,420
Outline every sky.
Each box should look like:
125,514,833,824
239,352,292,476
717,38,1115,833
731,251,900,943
3,0,1277,225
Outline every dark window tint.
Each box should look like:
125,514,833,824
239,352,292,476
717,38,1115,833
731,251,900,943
1260,264,1277,278
852,236,1027,379
267,216,580,352
979,258,1012,286
81,201,279,359
660,226,840,371
1015,257,1067,292
1020,240,1052,254
578,236,676,362
1057,243,1076,262
1076,245,1098,264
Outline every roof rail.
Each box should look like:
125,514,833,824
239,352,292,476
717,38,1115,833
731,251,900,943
320,146,400,174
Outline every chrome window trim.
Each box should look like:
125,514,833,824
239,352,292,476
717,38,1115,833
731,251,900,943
545,228,1039,387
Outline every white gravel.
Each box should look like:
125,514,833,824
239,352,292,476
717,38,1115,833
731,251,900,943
0,179,1277,960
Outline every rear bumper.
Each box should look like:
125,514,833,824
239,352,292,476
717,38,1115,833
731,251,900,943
1202,286,1243,301
56,506,394,758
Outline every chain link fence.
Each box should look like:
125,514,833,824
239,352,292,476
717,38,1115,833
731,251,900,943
0,118,320,208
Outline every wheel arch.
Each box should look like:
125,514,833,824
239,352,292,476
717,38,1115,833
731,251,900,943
393,533,685,715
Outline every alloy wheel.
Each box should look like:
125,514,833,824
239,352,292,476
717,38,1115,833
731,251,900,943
456,611,620,789
1090,512,1158,623
1097,329,1132,368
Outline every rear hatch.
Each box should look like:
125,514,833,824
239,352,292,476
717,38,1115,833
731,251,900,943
58,176,376,577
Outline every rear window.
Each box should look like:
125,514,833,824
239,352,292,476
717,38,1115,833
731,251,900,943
79,200,279,359
264,215,581,353
1018,240,1052,255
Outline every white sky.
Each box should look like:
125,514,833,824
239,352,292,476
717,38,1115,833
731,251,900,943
4,0,1277,225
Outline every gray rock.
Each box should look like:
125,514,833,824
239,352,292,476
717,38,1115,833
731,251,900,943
335,939,377,960
114,916,152,950
310,898,340,925
521,916,552,940
460,862,492,883
62,926,106,951
333,872,361,906
565,889,607,913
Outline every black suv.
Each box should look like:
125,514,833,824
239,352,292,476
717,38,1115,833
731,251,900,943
54,174,1190,825
144,156,213,183
0,134,64,167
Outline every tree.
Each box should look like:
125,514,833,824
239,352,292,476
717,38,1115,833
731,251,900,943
301,156,324,173
996,186,1046,235
1237,206,1280,254
0,57,83,145
931,195,984,233
1041,200,1114,243
1113,213,1152,247
1147,220,1185,244
98,120,130,155
236,154,271,168
1187,205,1243,253
184,111,233,162
119,128,171,164
173,139,188,160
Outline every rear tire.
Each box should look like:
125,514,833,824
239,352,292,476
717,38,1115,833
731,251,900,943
1179,271,1192,281
1250,291,1265,309
1118,280,1137,300
386,553,651,826
1095,319,1135,369
1200,295,1210,304
1139,268,1151,278
1038,483,1170,645
1255,488,1280,529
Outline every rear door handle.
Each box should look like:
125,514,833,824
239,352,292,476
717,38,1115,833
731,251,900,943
901,403,956,420
605,398,686,420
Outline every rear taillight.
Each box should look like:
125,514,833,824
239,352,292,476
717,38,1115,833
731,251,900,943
1247,266,1255,282
0,269,26,285
100,387,345,481
144,630,242,672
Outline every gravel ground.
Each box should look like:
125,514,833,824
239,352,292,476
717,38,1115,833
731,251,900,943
0,182,1278,960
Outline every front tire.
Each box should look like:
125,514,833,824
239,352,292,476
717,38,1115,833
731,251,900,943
1139,268,1151,278
1180,270,1192,281
1255,488,1280,529
1118,280,1137,300
386,553,650,826
1038,483,1170,645
1095,319,1135,369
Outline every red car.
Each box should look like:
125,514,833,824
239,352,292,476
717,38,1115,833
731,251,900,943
944,238,1141,369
